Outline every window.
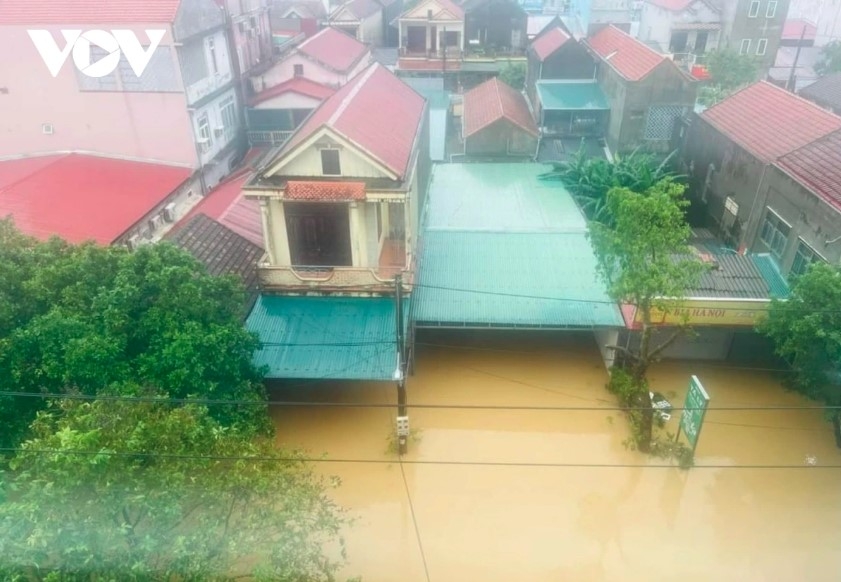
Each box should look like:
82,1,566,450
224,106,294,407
197,113,212,152
293,63,304,77
207,37,219,75
790,240,823,276
759,209,791,259
756,38,768,55
182,40,209,86
219,96,237,139
321,149,341,175
766,1,778,18
748,0,760,17
740,38,751,55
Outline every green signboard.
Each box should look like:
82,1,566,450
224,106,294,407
678,375,710,454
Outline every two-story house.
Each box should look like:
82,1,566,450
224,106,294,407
246,27,371,146
638,0,722,61
585,24,697,154
397,0,465,61
329,0,386,45
682,81,841,270
243,62,429,293
719,0,790,73
0,0,243,191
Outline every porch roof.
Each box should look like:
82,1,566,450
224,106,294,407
247,295,408,380
536,80,609,111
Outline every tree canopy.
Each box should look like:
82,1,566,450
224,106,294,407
590,180,705,452
0,397,353,581
0,218,268,450
760,263,841,438
540,146,682,225
698,49,760,107
815,40,841,75
498,62,526,90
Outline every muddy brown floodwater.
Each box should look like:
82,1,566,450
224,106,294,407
270,331,841,582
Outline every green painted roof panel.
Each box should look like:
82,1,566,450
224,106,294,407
413,231,623,327
425,163,587,232
536,81,610,111
247,295,407,380
751,254,791,299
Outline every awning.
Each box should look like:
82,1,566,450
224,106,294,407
536,81,609,111
247,295,408,380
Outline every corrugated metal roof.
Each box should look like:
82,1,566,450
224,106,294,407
413,163,622,328
536,81,609,110
247,295,408,380
689,253,776,299
413,231,622,327
751,254,791,299
424,163,587,232
429,108,448,162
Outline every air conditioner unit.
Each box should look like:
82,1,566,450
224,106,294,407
127,235,140,251
163,202,177,223
148,215,164,232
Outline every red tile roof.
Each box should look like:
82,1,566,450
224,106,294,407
701,81,841,163
0,153,191,244
645,0,696,10
285,181,366,200
531,27,570,61
249,77,336,107
783,18,818,41
586,25,666,81
297,26,369,73
0,0,182,24
776,130,841,213
276,63,426,178
463,77,538,138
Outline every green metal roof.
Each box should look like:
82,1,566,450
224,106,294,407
751,254,791,299
424,163,588,232
247,295,407,381
413,163,623,328
413,231,623,327
429,108,447,162
536,81,610,111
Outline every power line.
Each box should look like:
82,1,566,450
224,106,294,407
1,447,838,469
1,391,837,411
399,457,431,582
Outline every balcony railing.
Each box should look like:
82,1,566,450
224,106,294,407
257,264,411,291
247,130,293,147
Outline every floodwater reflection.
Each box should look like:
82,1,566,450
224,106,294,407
271,331,841,581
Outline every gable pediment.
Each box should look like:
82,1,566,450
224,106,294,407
403,0,461,20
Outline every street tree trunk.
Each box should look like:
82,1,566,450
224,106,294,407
634,307,655,453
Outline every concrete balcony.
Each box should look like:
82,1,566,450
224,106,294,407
257,240,411,293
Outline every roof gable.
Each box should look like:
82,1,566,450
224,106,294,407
586,24,666,81
776,129,841,214
400,0,464,20
263,63,426,179
702,81,841,162
249,77,336,107
296,26,370,72
0,0,182,23
463,78,538,138
531,27,571,61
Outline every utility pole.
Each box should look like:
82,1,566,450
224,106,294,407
787,25,808,92
394,274,409,454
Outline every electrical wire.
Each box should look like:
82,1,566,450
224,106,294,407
1,447,839,469
398,455,432,582
2,391,838,412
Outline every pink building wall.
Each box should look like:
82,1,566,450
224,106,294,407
0,25,197,167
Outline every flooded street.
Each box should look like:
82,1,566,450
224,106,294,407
271,331,841,581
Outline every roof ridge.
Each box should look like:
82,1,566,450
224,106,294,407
327,63,380,126
493,77,506,125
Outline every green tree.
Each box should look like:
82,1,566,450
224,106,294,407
759,263,841,445
698,49,760,106
498,62,526,90
540,146,682,225
815,40,841,75
0,397,353,581
0,221,267,450
590,180,705,451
